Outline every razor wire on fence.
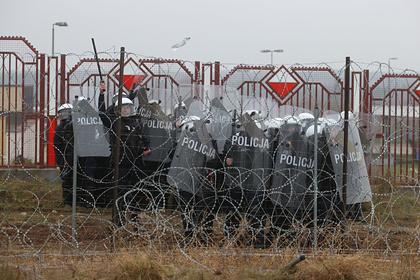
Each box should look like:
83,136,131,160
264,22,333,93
0,37,419,270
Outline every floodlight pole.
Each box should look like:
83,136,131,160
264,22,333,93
387,57,398,93
260,49,284,65
51,22,68,56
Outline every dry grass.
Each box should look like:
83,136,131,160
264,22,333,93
3,249,419,280
0,179,61,211
370,184,420,228
0,180,419,279
0,265,25,280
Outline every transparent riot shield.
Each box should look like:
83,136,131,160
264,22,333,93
207,96,233,155
323,111,372,207
192,93,235,233
71,98,112,208
221,96,273,245
227,96,273,209
72,99,111,157
304,112,341,224
269,106,313,219
138,88,176,165
167,98,213,195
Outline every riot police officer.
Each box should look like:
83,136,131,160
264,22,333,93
96,82,145,207
198,98,234,245
102,96,151,225
54,103,74,206
226,111,272,248
167,98,213,246
138,98,176,210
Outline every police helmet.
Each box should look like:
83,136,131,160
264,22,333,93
114,97,133,106
243,109,261,120
112,92,128,103
174,101,186,110
77,96,87,101
305,124,324,137
180,116,200,129
265,118,283,128
340,111,355,119
148,99,161,105
283,115,299,124
115,97,134,117
58,103,73,120
58,103,73,112
298,112,315,120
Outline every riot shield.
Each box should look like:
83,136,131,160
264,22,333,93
138,89,176,164
227,98,273,213
71,98,112,207
167,98,213,195
269,108,311,217
323,111,372,206
207,97,232,155
72,98,111,157
304,115,341,223
222,98,273,246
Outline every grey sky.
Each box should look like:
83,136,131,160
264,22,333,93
1,0,419,71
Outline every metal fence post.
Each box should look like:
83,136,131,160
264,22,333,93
342,56,351,220
313,105,319,250
112,47,125,225
60,54,66,104
72,100,78,244
39,54,46,166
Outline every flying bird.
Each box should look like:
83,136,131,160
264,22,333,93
171,37,191,51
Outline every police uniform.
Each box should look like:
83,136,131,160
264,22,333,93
54,110,74,206
97,90,139,208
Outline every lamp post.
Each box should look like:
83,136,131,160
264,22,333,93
260,49,284,65
388,57,398,74
387,57,398,92
52,22,68,56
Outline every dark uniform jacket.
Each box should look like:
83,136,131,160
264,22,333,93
98,92,149,170
54,119,74,175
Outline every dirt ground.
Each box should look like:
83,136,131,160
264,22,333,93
0,180,419,279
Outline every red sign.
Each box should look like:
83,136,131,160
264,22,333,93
415,84,420,97
265,67,299,100
268,82,298,98
115,75,145,91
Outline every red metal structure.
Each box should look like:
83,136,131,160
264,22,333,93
220,65,345,114
369,74,420,183
0,36,419,184
0,37,43,167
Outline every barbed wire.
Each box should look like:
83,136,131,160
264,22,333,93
0,45,419,276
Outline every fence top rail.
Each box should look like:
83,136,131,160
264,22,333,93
0,36,39,63
370,73,419,92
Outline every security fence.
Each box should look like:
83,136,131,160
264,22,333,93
0,37,419,275
1,36,419,183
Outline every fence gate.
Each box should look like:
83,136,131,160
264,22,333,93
0,36,44,167
220,64,346,115
369,74,420,184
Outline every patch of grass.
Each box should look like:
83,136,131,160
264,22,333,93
28,249,420,280
63,253,164,280
371,187,420,228
0,265,25,280
0,179,62,211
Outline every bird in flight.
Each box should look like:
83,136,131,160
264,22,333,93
171,37,191,51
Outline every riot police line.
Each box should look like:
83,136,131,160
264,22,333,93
54,84,372,248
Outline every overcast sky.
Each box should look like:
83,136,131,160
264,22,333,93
1,0,419,72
